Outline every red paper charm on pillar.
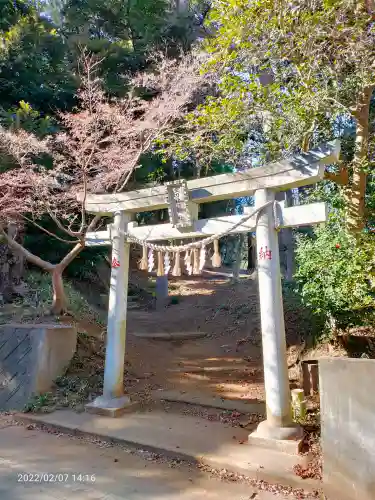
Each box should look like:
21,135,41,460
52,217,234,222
112,257,120,268
259,246,272,260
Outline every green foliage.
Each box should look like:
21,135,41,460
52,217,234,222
365,167,375,230
40,0,66,26
24,392,54,412
169,295,179,305
25,271,101,322
0,101,57,174
0,0,199,113
169,0,375,335
61,0,200,96
164,93,254,170
295,215,375,331
53,372,98,410
0,100,57,136
180,0,375,169
63,0,169,49
282,280,325,345
135,152,170,185
0,1,77,113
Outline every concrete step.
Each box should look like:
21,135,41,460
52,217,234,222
152,389,265,415
130,331,207,340
169,364,253,374
127,296,139,302
17,409,319,493
127,303,141,310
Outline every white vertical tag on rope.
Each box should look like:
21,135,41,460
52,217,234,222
184,250,193,275
164,251,171,275
199,245,206,271
148,248,155,272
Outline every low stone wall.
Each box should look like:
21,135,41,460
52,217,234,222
0,324,77,411
320,358,375,500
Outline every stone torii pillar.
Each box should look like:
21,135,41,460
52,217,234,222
86,212,137,416
249,189,301,447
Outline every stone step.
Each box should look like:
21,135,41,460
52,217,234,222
127,296,139,302
127,302,141,310
130,331,207,340
152,389,265,415
169,364,252,374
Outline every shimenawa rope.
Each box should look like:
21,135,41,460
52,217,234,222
118,200,279,253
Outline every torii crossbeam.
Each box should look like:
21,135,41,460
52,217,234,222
82,140,340,445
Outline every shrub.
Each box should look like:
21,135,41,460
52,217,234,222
295,215,375,333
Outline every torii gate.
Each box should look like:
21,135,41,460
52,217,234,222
83,140,340,444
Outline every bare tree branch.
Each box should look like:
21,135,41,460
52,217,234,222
86,214,102,232
58,242,85,271
21,215,81,245
47,207,83,238
0,226,54,271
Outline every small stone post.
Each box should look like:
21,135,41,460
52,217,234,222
249,189,301,445
291,388,307,421
86,211,135,416
156,275,169,309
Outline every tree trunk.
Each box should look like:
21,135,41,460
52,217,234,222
0,223,26,302
49,242,86,315
0,242,10,303
232,234,244,283
175,0,189,12
347,85,374,233
51,267,68,315
275,191,290,278
284,229,295,281
247,233,256,270
7,223,26,294
283,191,295,281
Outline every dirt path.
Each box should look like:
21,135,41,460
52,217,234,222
106,274,303,406
123,276,265,403
69,274,307,408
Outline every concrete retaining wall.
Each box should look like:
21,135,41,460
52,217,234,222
320,358,375,500
0,324,77,411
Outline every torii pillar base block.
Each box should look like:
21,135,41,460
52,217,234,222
248,420,303,456
85,394,138,418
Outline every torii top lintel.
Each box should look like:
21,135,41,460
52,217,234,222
82,140,340,215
